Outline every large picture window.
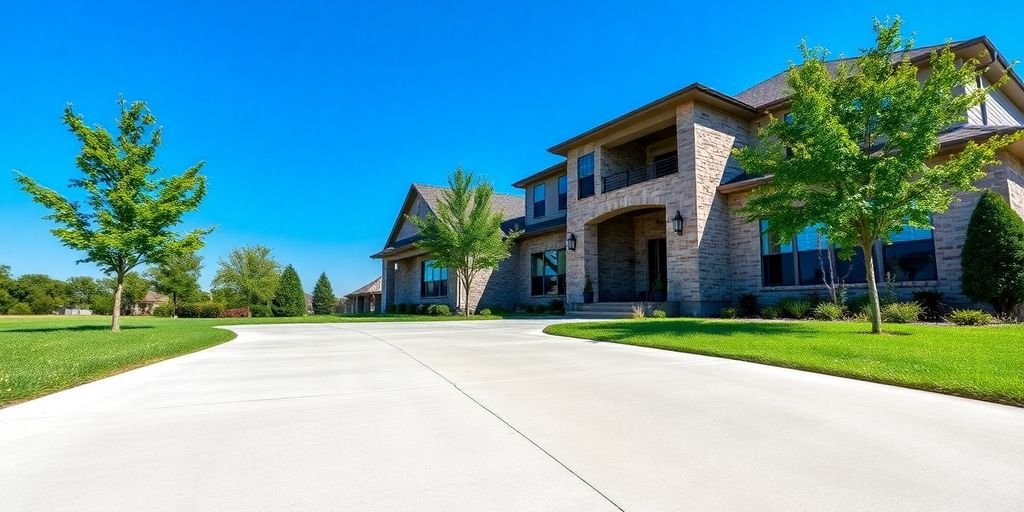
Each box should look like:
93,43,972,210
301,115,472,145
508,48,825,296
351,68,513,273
557,175,567,211
883,224,936,281
760,220,934,287
531,249,566,296
421,259,448,297
533,183,546,218
577,153,594,199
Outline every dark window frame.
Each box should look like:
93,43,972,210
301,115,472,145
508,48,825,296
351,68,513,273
577,153,595,199
420,259,448,298
557,175,567,211
530,249,566,296
533,183,546,218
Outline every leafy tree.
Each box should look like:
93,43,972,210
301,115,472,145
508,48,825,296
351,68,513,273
15,98,211,332
272,265,306,317
311,272,336,315
148,251,203,316
411,167,521,316
733,18,1024,333
210,286,247,309
961,191,1024,316
65,276,102,308
0,265,14,314
212,245,280,307
9,274,67,314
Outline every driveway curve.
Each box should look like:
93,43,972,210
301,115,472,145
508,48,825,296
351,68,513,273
1,320,1022,511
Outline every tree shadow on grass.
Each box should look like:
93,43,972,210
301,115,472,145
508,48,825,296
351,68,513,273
0,325,155,334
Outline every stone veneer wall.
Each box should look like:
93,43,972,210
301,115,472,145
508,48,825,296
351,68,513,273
727,150,1024,308
389,254,458,310
513,231,567,305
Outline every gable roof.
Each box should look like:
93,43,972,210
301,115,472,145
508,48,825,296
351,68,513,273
734,36,1024,110
346,277,382,297
374,183,525,258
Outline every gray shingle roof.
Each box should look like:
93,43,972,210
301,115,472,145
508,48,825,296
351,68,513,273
735,43,958,109
346,277,382,297
413,183,524,221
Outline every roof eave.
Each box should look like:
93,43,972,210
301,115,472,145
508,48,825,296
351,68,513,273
546,83,759,156
512,161,568,188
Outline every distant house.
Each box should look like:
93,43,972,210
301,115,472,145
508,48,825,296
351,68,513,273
304,293,314,315
132,291,169,315
345,277,382,314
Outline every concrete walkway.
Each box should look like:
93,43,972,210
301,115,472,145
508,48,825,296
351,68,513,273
1,320,1022,511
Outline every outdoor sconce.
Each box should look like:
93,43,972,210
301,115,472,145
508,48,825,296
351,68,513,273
672,211,684,235
567,233,577,251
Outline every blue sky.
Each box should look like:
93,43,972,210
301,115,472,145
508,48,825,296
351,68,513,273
1,0,1020,294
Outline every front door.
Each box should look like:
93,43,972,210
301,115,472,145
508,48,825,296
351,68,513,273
648,238,667,300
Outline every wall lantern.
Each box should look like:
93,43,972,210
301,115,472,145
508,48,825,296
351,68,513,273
672,211,685,235
567,233,577,251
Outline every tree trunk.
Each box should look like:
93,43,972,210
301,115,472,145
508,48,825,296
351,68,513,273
463,274,471,317
111,276,124,333
861,241,882,334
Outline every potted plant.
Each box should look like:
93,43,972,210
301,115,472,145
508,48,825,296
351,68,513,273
652,275,667,302
583,277,594,304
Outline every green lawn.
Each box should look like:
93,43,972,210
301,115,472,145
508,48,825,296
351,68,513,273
0,313,503,407
545,319,1024,407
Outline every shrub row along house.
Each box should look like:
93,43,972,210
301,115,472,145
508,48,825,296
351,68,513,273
372,36,1024,316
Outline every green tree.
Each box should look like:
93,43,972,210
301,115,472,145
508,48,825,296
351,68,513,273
411,167,521,316
148,251,203,316
15,98,211,331
98,272,149,315
65,276,102,309
961,191,1024,316
212,245,280,307
272,265,305,317
9,274,67,314
0,265,15,314
311,272,336,315
733,18,1023,333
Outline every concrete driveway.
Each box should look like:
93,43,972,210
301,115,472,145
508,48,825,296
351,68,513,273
1,320,1022,511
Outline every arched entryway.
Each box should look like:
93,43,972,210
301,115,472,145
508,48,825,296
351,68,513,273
587,206,669,302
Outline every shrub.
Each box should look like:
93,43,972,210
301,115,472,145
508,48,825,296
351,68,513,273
651,309,667,318
549,299,565,314
176,303,199,318
947,308,994,326
478,308,492,316
719,306,737,319
535,304,550,314
760,305,780,320
962,191,1024,316
221,307,251,318
631,304,646,320
396,303,407,314
426,304,451,316
415,304,427,315
881,301,922,323
152,304,175,317
181,301,225,318
8,302,32,315
738,294,758,317
846,294,872,317
386,304,397,314
912,290,946,322
778,297,812,319
813,302,845,321
250,304,272,317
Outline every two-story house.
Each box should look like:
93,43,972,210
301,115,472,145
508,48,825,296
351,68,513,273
373,36,1024,316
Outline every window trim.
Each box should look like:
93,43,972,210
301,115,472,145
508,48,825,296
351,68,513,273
533,183,546,218
577,153,595,199
557,175,567,211
420,259,448,298
530,249,566,296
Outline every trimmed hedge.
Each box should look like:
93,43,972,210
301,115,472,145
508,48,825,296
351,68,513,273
177,301,225,318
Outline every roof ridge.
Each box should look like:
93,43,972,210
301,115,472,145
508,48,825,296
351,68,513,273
414,182,521,199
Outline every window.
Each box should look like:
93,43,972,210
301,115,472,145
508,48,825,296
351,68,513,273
759,220,935,287
533,183,546,218
883,223,936,281
760,220,795,286
420,259,448,297
577,153,594,199
557,175,567,211
531,249,566,296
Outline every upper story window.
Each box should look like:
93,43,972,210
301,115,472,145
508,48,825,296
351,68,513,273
577,153,595,199
531,249,566,296
421,259,448,297
533,183,546,218
557,175,567,211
